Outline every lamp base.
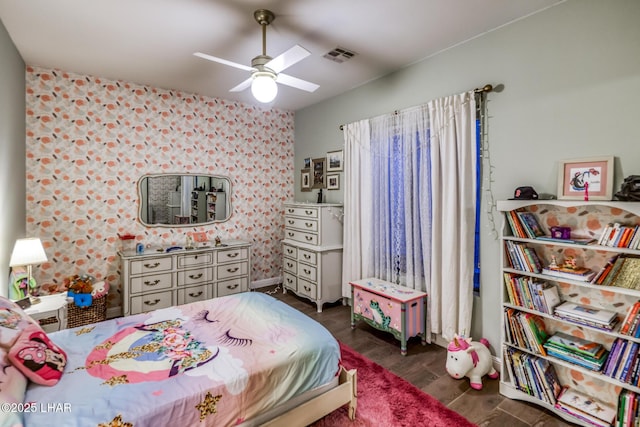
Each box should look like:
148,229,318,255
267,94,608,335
29,295,41,305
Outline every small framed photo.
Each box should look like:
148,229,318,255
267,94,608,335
311,157,326,188
301,169,311,192
557,156,614,200
303,157,311,169
326,150,343,172
327,173,340,190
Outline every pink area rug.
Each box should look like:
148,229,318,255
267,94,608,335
311,342,476,427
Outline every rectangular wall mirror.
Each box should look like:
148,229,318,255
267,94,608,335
138,174,231,227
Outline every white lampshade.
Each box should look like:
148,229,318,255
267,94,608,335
9,238,48,267
251,72,278,103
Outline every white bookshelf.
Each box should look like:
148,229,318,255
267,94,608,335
498,200,640,426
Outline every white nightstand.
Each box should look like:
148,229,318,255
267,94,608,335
24,293,68,332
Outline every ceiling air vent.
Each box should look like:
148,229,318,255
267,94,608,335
323,47,357,63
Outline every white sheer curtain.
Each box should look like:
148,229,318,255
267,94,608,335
428,92,477,340
341,120,374,297
180,176,194,218
341,91,477,342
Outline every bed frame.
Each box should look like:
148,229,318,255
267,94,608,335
260,367,357,426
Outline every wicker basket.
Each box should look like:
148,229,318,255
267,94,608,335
67,295,107,328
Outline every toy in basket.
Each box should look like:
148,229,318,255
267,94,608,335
65,275,109,328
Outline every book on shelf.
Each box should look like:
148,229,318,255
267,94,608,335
504,348,561,405
544,331,607,360
516,211,545,239
535,236,598,245
504,241,543,274
609,256,640,290
620,301,640,336
617,390,639,427
554,302,617,325
542,266,596,282
555,387,617,427
598,223,640,249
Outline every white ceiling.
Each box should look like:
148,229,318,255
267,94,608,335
0,0,563,111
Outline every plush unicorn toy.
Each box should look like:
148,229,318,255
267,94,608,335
446,334,498,390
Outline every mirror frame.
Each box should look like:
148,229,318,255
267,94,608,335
137,173,232,228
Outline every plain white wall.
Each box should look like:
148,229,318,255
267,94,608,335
0,19,26,296
294,0,640,350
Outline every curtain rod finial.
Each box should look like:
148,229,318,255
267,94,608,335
475,84,493,93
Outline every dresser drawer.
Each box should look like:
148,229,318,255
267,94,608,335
285,217,318,232
283,272,297,290
216,261,248,280
177,267,213,286
283,258,297,274
297,248,318,265
130,290,173,315
283,243,298,259
284,229,318,246
177,284,210,305
216,247,248,263
298,278,317,299
285,206,318,218
130,272,173,294
216,277,248,297
177,252,213,268
297,263,317,282
130,257,172,275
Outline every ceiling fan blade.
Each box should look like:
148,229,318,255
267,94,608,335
229,78,253,93
275,73,319,93
193,52,254,72
265,45,310,73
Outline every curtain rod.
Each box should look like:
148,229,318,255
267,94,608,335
338,84,494,131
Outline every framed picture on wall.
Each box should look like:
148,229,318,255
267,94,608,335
312,157,326,188
303,157,311,169
326,150,343,172
301,169,311,192
327,173,340,190
557,156,614,200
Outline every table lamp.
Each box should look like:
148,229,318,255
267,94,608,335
9,237,48,304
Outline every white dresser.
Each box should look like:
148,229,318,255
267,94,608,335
282,202,343,312
119,240,251,316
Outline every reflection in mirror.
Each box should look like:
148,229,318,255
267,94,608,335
138,174,231,227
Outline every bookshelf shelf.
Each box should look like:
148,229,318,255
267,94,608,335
498,200,640,426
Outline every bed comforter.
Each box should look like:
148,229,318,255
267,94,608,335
23,292,340,426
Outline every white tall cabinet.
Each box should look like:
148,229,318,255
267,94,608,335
282,202,344,312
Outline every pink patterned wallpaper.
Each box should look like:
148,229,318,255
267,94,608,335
25,66,294,307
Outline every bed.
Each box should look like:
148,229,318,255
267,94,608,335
0,292,356,427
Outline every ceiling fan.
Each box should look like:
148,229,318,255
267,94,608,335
194,9,319,104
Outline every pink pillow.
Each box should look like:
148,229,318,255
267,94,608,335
0,347,27,426
8,323,67,386
0,296,37,349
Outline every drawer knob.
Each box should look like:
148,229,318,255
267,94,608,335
189,273,203,280
305,210,313,215
288,209,294,213
227,267,240,273
303,254,311,259
304,286,311,292
288,220,294,224
226,284,239,290
305,236,313,241
189,291,203,298
144,279,160,286
304,268,311,275
226,252,240,258
288,232,294,237
305,222,313,228
287,249,293,254
144,262,160,269
144,299,161,306
286,278,293,284
287,262,293,268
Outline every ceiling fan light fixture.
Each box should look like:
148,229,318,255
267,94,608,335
251,71,278,103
